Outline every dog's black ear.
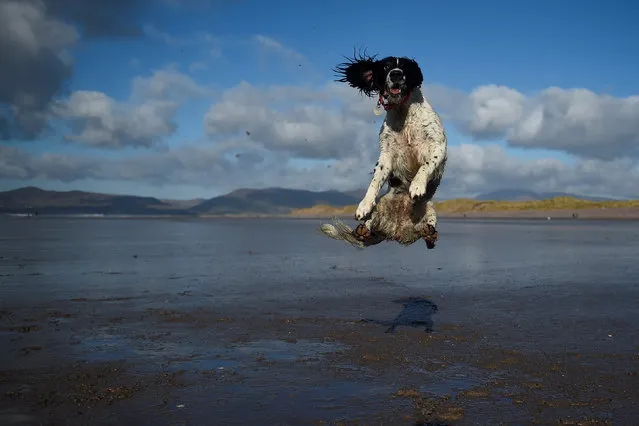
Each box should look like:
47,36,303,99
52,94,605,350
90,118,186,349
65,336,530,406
333,49,379,97
403,58,423,89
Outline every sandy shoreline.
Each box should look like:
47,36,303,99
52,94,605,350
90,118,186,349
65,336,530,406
1,218,638,425
291,207,639,221
5,206,639,221
441,207,639,220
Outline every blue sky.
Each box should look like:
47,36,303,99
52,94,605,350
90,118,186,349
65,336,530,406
1,0,638,199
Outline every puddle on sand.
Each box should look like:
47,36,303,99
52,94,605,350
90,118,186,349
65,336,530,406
73,329,204,366
233,339,345,362
413,364,497,397
72,333,344,375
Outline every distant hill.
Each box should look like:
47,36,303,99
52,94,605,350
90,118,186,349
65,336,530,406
160,198,205,209
0,187,195,216
474,189,619,202
190,187,359,215
0,186,360,216
342,188,366,199
1,186,630,217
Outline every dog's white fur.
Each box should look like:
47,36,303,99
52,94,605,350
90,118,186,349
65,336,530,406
356,88,447,231
320,53,447,249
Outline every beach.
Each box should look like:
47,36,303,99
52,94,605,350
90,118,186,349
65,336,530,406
290,205,639,221
1,217,638,425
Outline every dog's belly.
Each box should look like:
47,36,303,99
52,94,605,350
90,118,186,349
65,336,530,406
390,143,421,186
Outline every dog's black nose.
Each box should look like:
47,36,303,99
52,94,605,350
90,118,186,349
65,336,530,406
389,69,403,81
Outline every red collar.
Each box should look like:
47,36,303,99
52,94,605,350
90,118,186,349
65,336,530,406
377,90,412,111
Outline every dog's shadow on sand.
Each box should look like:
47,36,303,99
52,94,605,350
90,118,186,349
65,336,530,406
361,297,439,333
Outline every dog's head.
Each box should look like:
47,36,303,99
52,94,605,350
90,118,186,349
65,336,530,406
334,50,423,105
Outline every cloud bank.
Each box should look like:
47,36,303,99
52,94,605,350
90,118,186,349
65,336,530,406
0,0,147,140
1,3,638,199
426,84,639,161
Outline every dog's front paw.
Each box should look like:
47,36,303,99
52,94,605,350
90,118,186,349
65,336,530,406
409,181,426,199
355,198,375,220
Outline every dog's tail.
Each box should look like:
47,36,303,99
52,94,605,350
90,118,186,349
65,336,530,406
319,218,366,249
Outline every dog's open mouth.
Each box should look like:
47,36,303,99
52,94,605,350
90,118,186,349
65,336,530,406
388,87,401,95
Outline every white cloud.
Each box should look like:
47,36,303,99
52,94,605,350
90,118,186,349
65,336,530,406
424,85,639,160
507,88,639,160
203,81,380,160
53,91,178,149
463,85,526,138
131,66,213,101
52,67,212,149
443,143,639,199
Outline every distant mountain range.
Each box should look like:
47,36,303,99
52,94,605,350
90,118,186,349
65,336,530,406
0,186,359,216
189,188,359,215
0,186,193,216
0,186,625,216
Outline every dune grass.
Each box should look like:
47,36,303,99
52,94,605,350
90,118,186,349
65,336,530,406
435,196,639,213
291,196,639,217
291,204,357,216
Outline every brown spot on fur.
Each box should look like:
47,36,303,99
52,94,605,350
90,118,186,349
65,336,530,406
354,224,372,239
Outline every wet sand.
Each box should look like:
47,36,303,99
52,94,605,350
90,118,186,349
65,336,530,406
1,217,638,425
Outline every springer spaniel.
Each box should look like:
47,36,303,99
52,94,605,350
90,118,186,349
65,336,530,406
320,51,447,249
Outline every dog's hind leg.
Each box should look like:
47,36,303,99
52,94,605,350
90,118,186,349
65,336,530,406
414,200,438,249
425,200,437,229
414,174,442,249
424,200,439,248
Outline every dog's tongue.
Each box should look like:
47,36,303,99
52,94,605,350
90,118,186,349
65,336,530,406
390,88,401,95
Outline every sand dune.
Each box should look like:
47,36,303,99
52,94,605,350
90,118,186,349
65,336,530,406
291,196,639,220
